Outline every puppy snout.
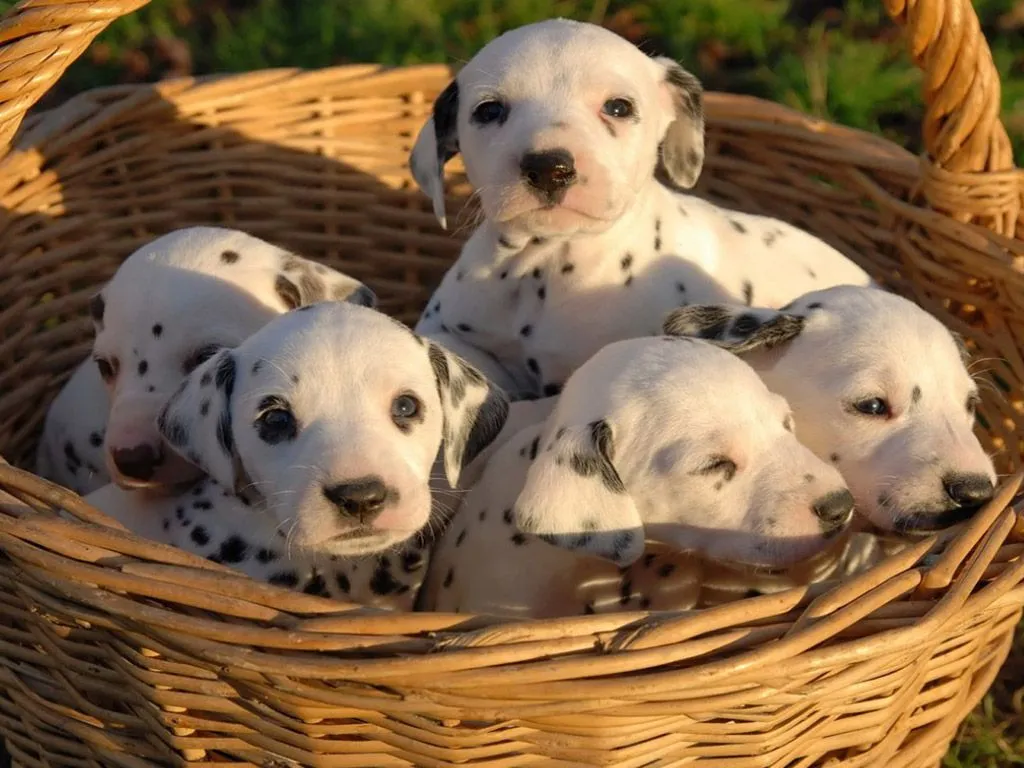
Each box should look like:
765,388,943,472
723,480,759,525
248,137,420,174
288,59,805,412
323,478,393,523
943,472,994,509
812,489,855,535
520,149,577,201
111,444,162,482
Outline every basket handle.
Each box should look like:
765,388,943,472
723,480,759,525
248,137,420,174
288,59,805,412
0,0,152,154
883,0,1022,237
0,0,1019,234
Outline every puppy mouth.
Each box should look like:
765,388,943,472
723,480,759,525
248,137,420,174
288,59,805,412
890,502,987,535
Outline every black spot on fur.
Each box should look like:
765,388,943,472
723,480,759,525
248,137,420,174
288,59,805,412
88,293,105,324
807,302,822,310
442,568,454,588
193,499,213,511
455,529,467,548
561,263,575,274
218,535,249,563
257,548,279,563
401,550,424,572
275,274,302,310
428,344,450,391
537,285,546,300
621,254,633,271
498,235,514,249
302,573,330,597
370,560,403,595
742,281,753,306
64,441,81,470
543,383,562,397
456,323,472,332
152,323,163,337
624,275,634,287
221,250,240,264
137,360,148,377
88,431,103,448
199,400,210,417
214,353,236,397
269,571,299,588
511,533,528,546
335,572,351,593
528,436,540,460
499,270,508,279
567,420,625,493
729,219,747,234
520,324,532,337
190,526,210,546
806,267,817,279
526,358,540,375
478,509,487,522
162,418,188,448
912,385,922,404
216,407,234,456
830,453,840,463
503,508,514,525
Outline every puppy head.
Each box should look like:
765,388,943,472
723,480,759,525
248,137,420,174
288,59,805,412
663,285,997,534
90,226,375,491
512,337,853,568
409,19,704,237
157,302,509,557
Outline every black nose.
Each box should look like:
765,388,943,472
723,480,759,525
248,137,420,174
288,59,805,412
943,472,994,508
323,478,391,523
520,149,577,200
111,444,161,481
812,489,855,534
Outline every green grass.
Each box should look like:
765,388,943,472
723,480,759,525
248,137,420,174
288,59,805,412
0,0,1022,765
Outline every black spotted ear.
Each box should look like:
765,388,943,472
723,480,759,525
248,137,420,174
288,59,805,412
652,57,705,189
158,349,244,491
409,79,460,230
662,304,805,354
513,419,644,566
274,252,378,311
426,341,509,487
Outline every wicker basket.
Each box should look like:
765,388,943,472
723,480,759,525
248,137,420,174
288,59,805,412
0,0,1023,765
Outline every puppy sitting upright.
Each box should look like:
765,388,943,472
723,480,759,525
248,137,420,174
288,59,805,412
662,285,997,535
85,301,510,610
419,336,855,618
410,19,871,396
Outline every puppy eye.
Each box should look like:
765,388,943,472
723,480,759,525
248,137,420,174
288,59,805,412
391,393,423,430
602,98,636,119
966,393,981,416
182,343,223,374
94,356,118,382
851,397,891,418
471,100,508,125
254,396,298,445
698,455,737,481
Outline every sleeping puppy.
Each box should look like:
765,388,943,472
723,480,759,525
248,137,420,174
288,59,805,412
410,18,872,396
418,336,855,618
662,285,997,535
85,301,510,609
36,226,375,494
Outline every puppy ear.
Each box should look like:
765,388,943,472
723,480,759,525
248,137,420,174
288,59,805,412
427,341,509,488
514,419,644,567
663,304,805,354
88,291,105,331
409,79,460,230
275,252,378,311
158,349,244,491
653,57,705,189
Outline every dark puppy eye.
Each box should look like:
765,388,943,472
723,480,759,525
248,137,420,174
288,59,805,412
966,392,981,416
698,455,737,481
254,396,298,444
851,398,891,418
94,357,118,382
471,100,508,125
602,98,636,119
391,393,423,431
183,343,223,374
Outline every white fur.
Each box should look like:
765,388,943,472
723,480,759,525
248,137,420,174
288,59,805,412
419,336,855,617
35,360,110,495
37,226,375,493
663,285,997,533
410,19,872,396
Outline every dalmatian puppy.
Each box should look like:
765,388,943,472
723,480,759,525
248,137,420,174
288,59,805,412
662,285,997,535
84,300,510,609
35,360,111,495
419,336,856,618
410,18,872,396
36,226,376,495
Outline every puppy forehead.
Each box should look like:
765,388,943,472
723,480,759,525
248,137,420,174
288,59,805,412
242,305,431,390
462,20,655,97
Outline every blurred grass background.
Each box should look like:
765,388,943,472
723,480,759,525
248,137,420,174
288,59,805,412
0,1,1022,766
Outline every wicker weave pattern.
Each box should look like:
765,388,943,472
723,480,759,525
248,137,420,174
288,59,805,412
0,0,1021,766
